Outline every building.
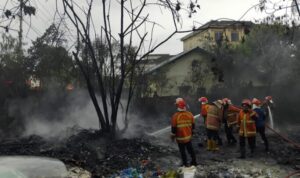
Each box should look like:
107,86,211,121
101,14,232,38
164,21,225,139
138,54,173,71
141,20,256,98
143,47,214,97
181,20,254,51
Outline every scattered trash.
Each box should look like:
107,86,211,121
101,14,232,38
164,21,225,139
68,167,91,178
178,166,196,178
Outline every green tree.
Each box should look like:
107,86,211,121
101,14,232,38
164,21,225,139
26,24,77,89
0,34,27,97
235,23,293,93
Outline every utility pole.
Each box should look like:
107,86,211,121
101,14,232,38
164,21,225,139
18,0,23,53
294,0,300,17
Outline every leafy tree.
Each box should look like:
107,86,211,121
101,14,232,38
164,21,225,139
235,23,293,93
26,24,77,89
0,34,27,97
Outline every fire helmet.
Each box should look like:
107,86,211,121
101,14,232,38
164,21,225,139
265,96,273,103
222,98,232,105
175,98,186,109
241,99,251,107
198,97,208,104
252,98,261,106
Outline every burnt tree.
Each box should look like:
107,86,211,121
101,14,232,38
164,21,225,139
62,0,200,134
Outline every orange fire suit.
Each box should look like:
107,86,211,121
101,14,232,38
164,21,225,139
226,105,241,126
201,103,209,125
206,105,223,131
237,110,257,137
171,111,195,143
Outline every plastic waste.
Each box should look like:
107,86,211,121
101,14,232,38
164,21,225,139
177,166,196,178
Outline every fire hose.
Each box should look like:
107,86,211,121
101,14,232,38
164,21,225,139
285,170,300,178
265,125,300,178
265,124,300,149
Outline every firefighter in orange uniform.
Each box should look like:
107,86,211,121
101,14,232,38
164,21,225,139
171,98,197,167
206,100,223,151
197,97,209,147
199,97,209,125
237,99,258,158
222,98,241,145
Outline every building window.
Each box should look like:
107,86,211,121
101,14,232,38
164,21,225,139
214,32,223,42
231,32,239,42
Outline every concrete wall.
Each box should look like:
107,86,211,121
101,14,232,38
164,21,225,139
153,51,213,97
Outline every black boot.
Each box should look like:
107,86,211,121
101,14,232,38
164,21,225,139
239,148,246,159
190,160,197,166
249,149,254,157
217,137,223,146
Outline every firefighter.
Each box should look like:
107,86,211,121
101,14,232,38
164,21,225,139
206,100,223,151
262,96,274,122
222,98,241,145
252,98,269,153
197,97,209,147
237,99,257,158
171,98,197,167
199,97,209,125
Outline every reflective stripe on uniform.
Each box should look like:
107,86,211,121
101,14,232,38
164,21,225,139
207,124,218,130
247,131,256,135
228,121,237,126
207,113,218,118
177,123,192,128
243,115,247,137
176,135,191,141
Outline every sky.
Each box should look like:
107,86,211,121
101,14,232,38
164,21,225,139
0,0,296,55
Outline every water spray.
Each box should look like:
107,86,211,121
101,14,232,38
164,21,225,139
267,106,274,129
147,114,201,137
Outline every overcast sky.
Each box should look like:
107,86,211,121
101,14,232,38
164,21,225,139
0,0,296,54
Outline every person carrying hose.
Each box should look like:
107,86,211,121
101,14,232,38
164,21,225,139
171,98,197,167
252,98,269,153
197,96,209,147
222,98,241,145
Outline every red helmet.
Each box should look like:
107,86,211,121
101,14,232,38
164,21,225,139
265,96,272,100
241,99,251,107
175,98,186,109
265,96,273,104
252,98,261,105
198,97,208,103
222,98,232,105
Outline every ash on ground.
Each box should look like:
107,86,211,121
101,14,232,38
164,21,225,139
0,125,299,177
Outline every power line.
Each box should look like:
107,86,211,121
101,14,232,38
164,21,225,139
32,0,54,24
23,18,42,36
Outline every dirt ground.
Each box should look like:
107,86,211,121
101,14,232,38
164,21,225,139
0,125,299,177
145,125,300,178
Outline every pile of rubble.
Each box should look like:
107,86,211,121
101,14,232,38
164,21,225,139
0,129,177,177
0,127,299,177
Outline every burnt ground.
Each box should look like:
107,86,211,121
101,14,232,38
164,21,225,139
0,125,299,177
